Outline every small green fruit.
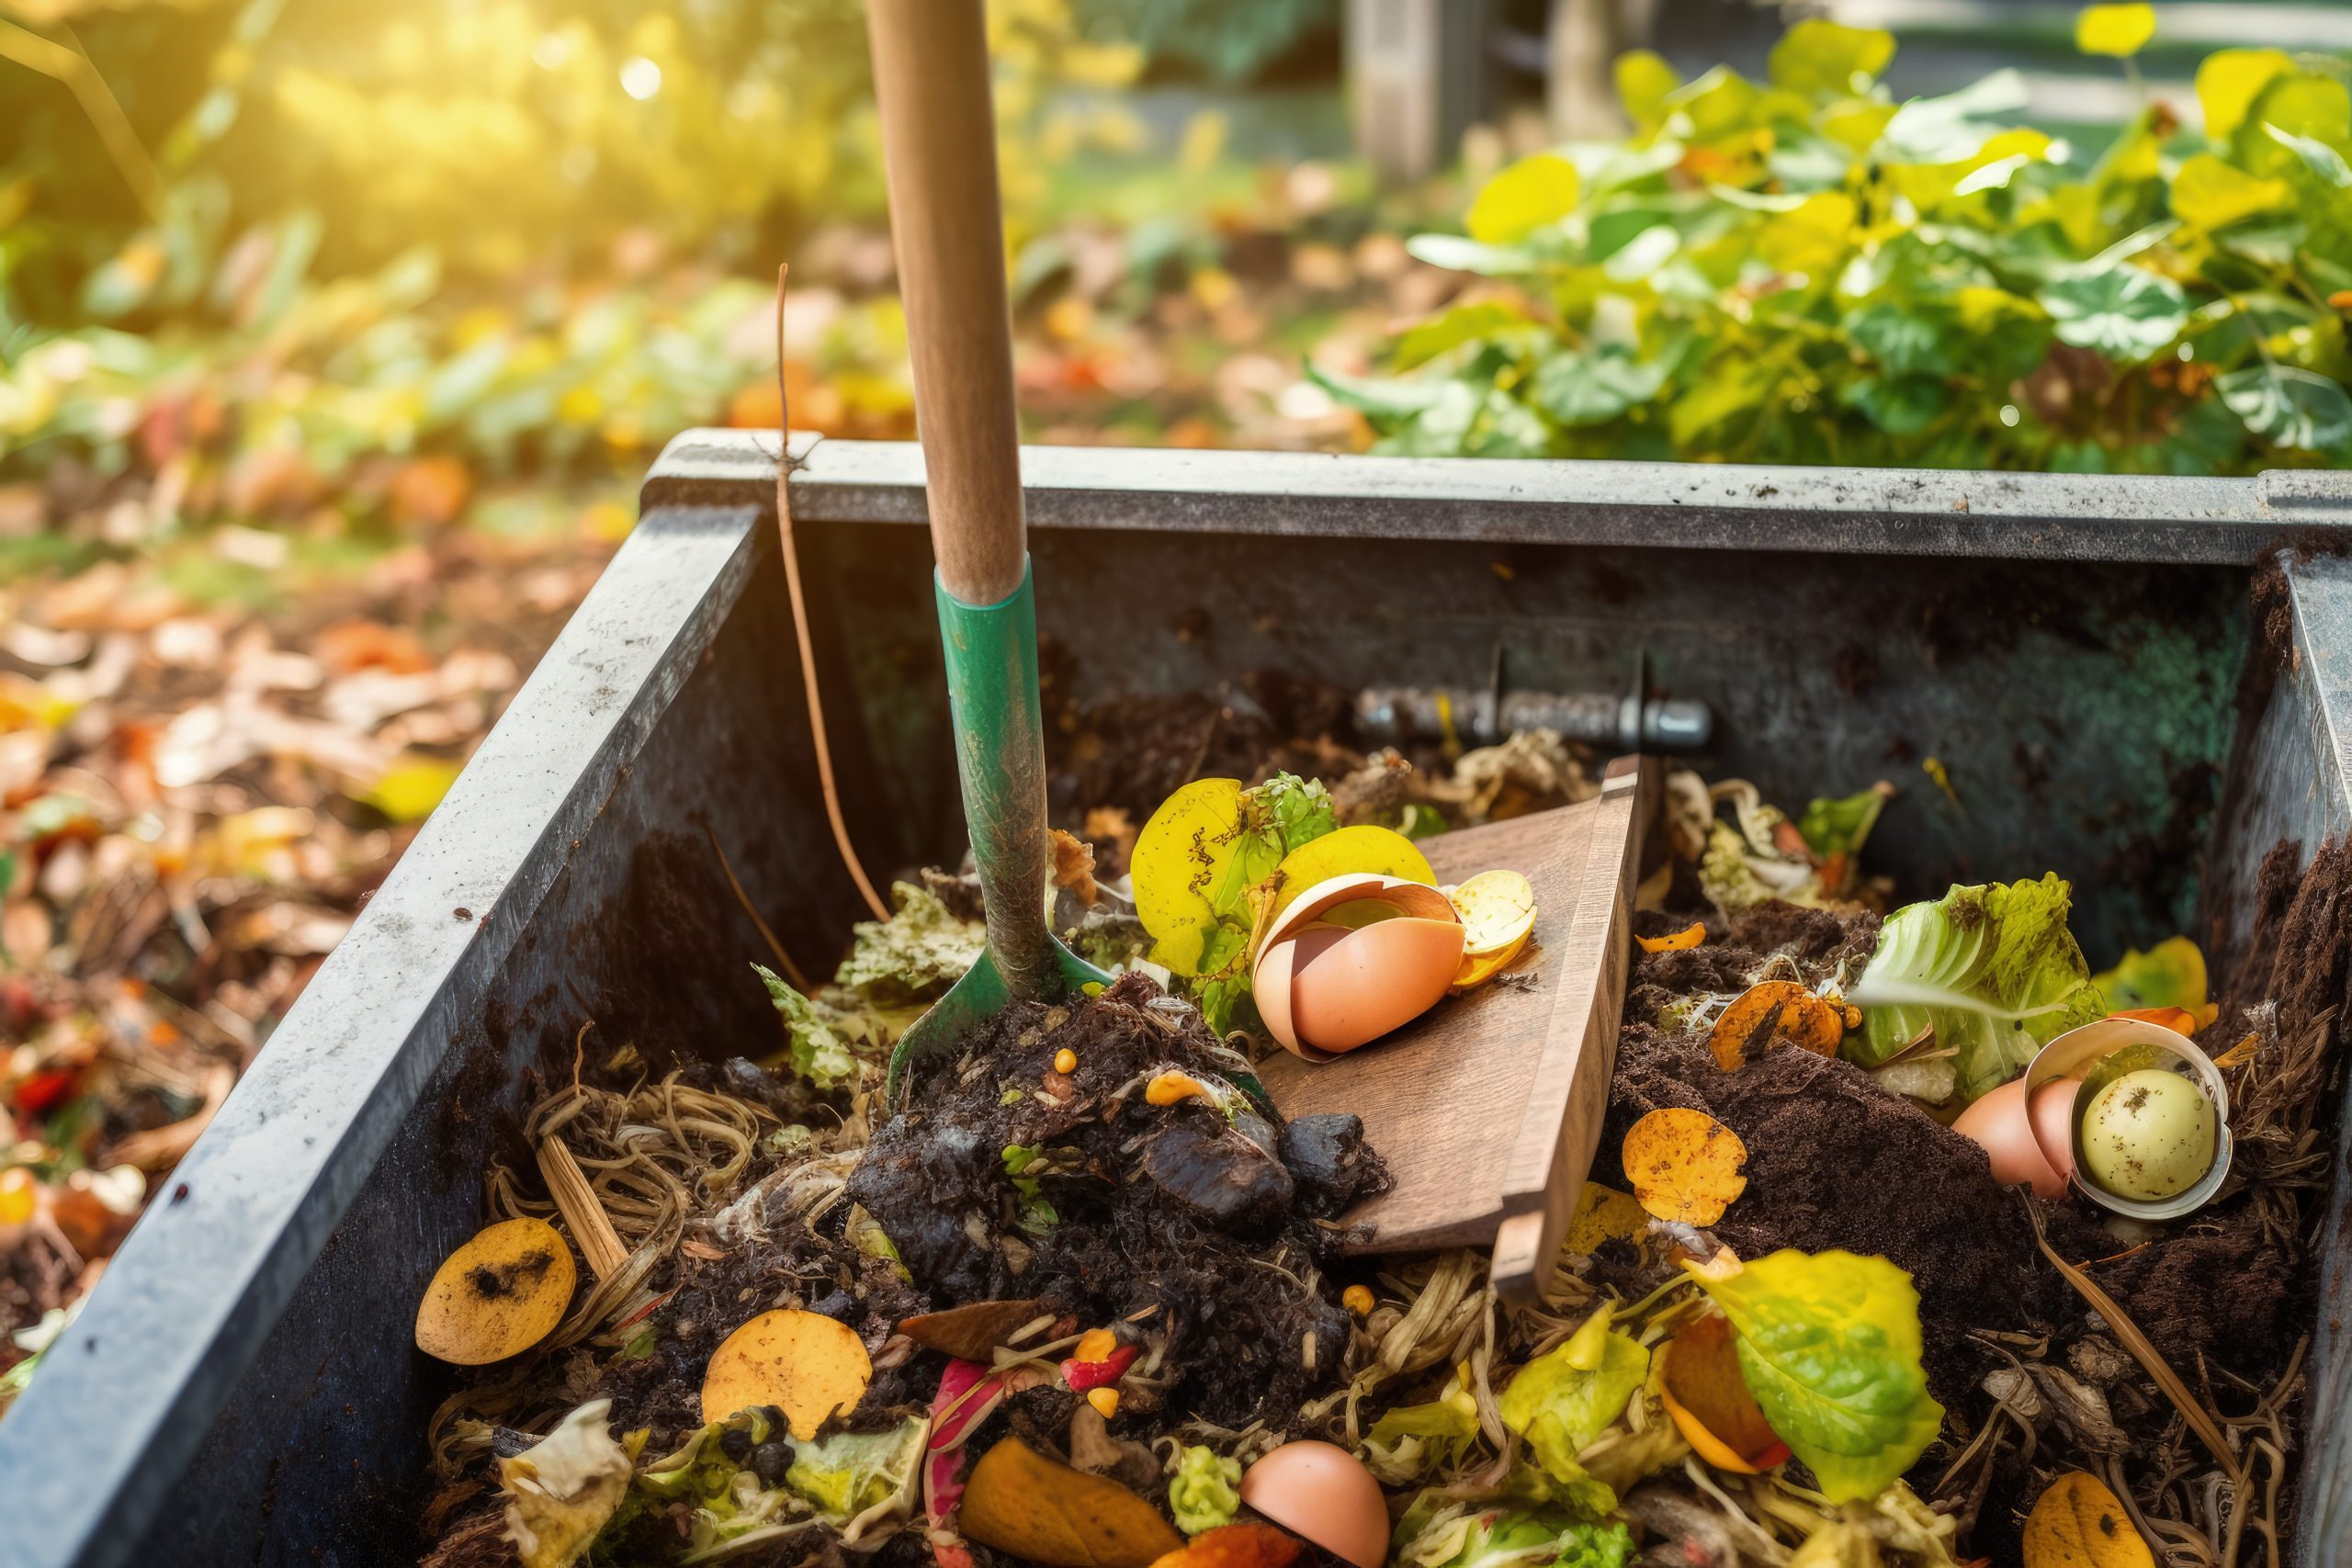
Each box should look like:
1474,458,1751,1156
2078,1067,2215,1201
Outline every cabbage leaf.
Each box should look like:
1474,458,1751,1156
1847,874,2106,1100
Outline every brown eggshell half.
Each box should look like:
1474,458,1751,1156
1271,916,1466,1058
1259,873,1458,957
1951,1077,2068,1199
1238,1441,1389,1568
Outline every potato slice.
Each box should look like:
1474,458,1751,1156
414,1216,577,1365
1449,869,1536,956
701,1309,873,1438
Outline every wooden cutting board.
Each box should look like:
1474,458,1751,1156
1258,755,1659,1301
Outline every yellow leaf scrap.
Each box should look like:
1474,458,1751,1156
1622,1108,1749,1225
2022,1472,2157,1568
1638,921,1705,954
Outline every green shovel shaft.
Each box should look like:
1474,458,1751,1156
934,561,1056,999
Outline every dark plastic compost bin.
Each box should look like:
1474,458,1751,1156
4,434,2352,1567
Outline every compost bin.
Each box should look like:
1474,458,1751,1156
2,433,2350,1568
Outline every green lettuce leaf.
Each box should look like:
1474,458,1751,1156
1363,1375,1484,1484
755,966,859,1089
1391,1495,1633,1568
1683,1249,1944,1504
1496,1306,1649,1483
1847,874,2107,1100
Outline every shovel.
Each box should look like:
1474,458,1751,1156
867,0,1109,1100
862,0,1659,1303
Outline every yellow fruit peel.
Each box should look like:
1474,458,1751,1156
414,1216,578,1366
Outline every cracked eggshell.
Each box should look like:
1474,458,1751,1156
1952,1076,2077,1199
1238,1442,1389,1568
1253,874,1465,1060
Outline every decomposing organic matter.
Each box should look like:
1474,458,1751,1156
409,726,2340,1568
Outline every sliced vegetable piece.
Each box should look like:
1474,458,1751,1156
415,1216,577,1365
1637,921,1705,953
1450,869,1537,955
1657,1314,1791,1474
1147,1522,1303,1568
959,1437,1185,1568
701,1308,873,1438
1449,927,1532,993
1708,980,1845,1071
2093,936,2218,1028
2022,1471,2156,1568
1622,1108,1748,1224
899,1299,1048,1362
1062,1342,1139,1393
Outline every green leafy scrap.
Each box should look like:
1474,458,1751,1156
1389,1496,1634,1568
1168,1445,1243,1535
755,966,860,1091
1848,874,2108,1100
1496,1306,1650,1485
834,883,987,1005
1683,1249,1944,1505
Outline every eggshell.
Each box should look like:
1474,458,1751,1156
1259,873,1457,957
1269,918,1466,1057
2026,1079,2079,1186
1952,1077,2068,1199
1238,1442,1388,1568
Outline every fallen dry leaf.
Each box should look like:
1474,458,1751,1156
1708,980,1846,1071
2021,1471,2154,1568
1622,1107,1749,1225
898,1298,1049,1362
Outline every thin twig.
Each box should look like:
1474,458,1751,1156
705,824,813,991
776,264,890,923
2026,1196,2244,1486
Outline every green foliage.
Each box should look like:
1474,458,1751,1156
755,964,858,1089
1496,1306,1650,1484
1329,22,2352,474
1848,874,2107,1099
1683,1249,1944,1506
835,882,987,1005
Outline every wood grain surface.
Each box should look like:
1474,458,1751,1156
1259,759,1657,1292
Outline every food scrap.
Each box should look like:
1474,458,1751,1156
404,736,2329,1568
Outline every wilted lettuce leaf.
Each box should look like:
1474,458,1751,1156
2090,934,2212,1017
499,1399,632,1568
1363,1374,1484,1484
785,1417,926,1523
1683,1249,1944,1504
835,883,986,1004
1390,1495,1633,1568
1848,874,2106,1100
1496,1308,1649,1484
755,965,858,1089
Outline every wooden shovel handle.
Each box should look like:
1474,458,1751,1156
867,0,1027,607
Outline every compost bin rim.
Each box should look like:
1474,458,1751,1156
0,505,768,1568
647,428,2352,567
